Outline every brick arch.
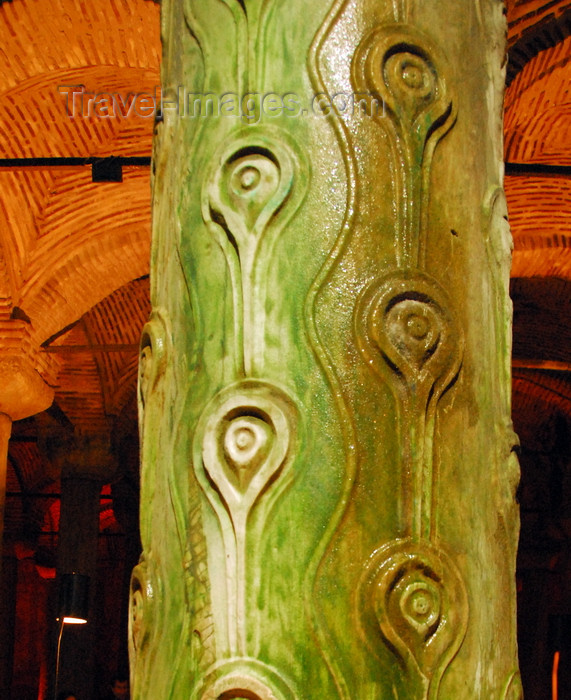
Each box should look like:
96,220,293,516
513,372,571,450
0,0,160,336
0,0,160,94
507,176,571,246
0,66,159,159
20,168,151,345
504,36,571,162
0,65,158,301
512,245,571,279
506,3,571,85
82,277,150,416
503,36,571,279
111,355,141,416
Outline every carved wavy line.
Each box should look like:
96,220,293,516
256,0,274,89
176,247,206,372
182,2,207,86
418,102,457,270
305,1,358,698
185,0,247,94
217,0,249,93
202,212,245,375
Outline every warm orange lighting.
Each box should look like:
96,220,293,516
62,616,87,625
552,650,560,700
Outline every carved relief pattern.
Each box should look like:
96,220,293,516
129,561,154,660
194,380,297,656
358,539,468,700
175,2,309,694
197,128,304,667
197,657,297,700
501,671,524,700
204,130,300,375
351,15,468,700
138,0,515,696
356,272,463,539
353,25,456,269
306,2,360,698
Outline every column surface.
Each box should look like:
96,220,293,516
130,1,521,698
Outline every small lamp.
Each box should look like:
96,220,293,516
55,573,90,699
57,573,89,625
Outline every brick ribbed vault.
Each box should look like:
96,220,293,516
505,25,571,282
0,0,159,577
0,0,159,343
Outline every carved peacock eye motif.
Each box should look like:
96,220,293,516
129,561,155,657
224,150,283,236
357,272,462,403
358,539,468,696
352,25,456,268
138,313,168,414
352,25,454,141
383,47,438,120
207,141,294,251
223,414,273,490
197,380,296,521
380,296,443,373
198,659,296,700
397,578,442,636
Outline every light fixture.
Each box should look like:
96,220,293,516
57,572,90,625
54,573,90,700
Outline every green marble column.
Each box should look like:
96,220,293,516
130,1,521,698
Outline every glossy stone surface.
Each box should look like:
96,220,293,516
130,1,521,698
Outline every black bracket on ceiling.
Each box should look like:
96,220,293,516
91,157,123,183
0,155,151,183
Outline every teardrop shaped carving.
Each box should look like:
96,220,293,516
357,272,463,405
203,130,304,375
353,24,455,161
129,560,155,659
207,139,294,256
223,414,273,491
352,24,456,268
198,658,297,700
358,539,468,699
200,382,294,518
138,313,169,412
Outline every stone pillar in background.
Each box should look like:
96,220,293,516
130,1,522,698
0,319,54,697
50,435,117,700
0,319,55,559
0,553,16,699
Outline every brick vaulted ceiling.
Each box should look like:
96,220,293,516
0,0,160,543
0,0,570,592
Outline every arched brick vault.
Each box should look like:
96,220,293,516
505,25,571,280
506,0,571,84
21,168,151,345
0,0,159,610
0,0,160,339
